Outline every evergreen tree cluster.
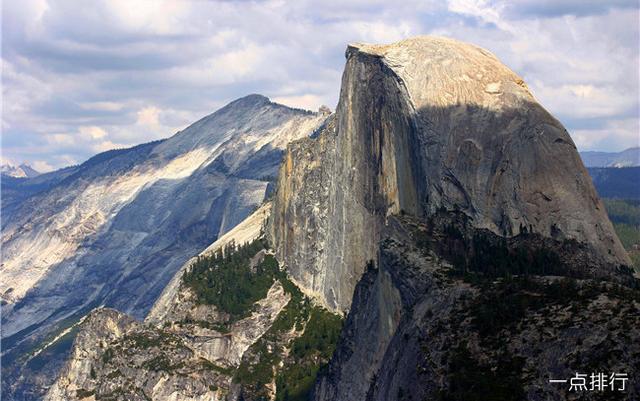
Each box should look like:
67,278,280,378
182,237,279,321
276,307,343,401
462,233,564,278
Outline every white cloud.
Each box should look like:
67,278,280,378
447,0,512,32
47,133,75,146
1,0,637,168
136,106,160,127
92,140,125,153
32,160,54,172
80,101,124,111
572,118,640,151
532,83,636,119
273,94,325,111
79,126,108,140
104,0,192,35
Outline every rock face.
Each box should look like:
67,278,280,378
45,281,291,401
146,203,272,325
1,95,327,400
44,309,138,401
313,215,640,401
269,36,629,312
44,206,274,401
45,205,342,401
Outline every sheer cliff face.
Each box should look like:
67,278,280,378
314,216,640,401
270,36,629,312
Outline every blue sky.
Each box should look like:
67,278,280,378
2,0,639,171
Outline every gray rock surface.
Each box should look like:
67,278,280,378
313,216,640,401
1,94,326,401
44,205,290,401
270,36,630,313
45,280,290,401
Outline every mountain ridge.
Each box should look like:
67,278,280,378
580,147,640,168
1,94,328,401
1,163,40,178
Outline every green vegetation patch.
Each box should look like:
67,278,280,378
179,317,231,334
232,254,344,401
603,198,640,271
121,330,183,350
183,238,281,321
234,275,310,395
603,198,640,226
461,232,564,278
275,307,343,401
140,355,184,372
182,237,344,400
468,277,580,339
467,276,640,344
76,389,96,398
198,358,233,375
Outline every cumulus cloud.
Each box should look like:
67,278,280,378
1,0,638,170
32,160,54,172
136,107,161,127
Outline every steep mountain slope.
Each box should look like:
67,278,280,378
286,35,636,401
45,205,343,401
269,36,629,313
580,147,640,167
1,95,327,400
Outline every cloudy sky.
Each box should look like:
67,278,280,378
2,0,639,172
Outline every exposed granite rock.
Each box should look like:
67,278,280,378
269,36,629,313
45,207,342,401
2,96,326,400
313,216,640,401
45,273,291,400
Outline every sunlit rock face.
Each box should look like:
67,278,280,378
269,36,629,313
0,94,327,400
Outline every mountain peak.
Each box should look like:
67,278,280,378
1,163,40,178
347,35,531,111
226,93,272,108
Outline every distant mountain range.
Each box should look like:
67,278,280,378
580,147,640,167
587,166,640,199
1,163,40,178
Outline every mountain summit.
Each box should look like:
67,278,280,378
270,35,629,312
